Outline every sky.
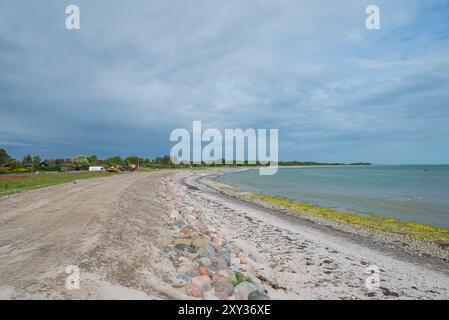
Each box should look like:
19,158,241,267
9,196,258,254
1,0,449,164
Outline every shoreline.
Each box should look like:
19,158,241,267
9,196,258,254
200,169,449,263
172,170,449,299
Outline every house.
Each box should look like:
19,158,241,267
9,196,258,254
39,160,58,168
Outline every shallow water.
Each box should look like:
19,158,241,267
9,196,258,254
218,165,449,229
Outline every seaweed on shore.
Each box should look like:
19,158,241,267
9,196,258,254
251,193,449,249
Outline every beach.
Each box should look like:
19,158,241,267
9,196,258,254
1,170,449,300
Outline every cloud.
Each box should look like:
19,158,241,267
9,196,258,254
0,0,449,163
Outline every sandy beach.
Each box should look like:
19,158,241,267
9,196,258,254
1,170,449,300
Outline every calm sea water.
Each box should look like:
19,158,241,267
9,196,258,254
217,165,449,229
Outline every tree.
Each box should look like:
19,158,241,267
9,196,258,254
105,156,123,166
0,148,11,165
87,155,99,165
71,155,90,170
22,154,33,166
32,155,41,168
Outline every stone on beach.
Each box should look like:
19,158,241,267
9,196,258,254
174,220,186,228
210,257,228,271
192,275,212,291
198,266,209,276
196,244,216,257
173,243,195,253
178,261,199,276
219,249,231,266
198,257,212,267
216,270,236,283
234,282,265,300
248,291,270,300
215,291,230,300
213,279,234,296
185,283,204,298
239,254,248,264
173,238,193,246
192,237,211,249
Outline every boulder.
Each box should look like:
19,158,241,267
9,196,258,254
173,243,195,254
216,270,237,283
215,291,230,300
176,273,192,285
248,292,270,300
173,238,193,246
178,261,199,276
192,237,211,250
174,220,186,228
198,266,209,276
185,283,204,298
196,244,216,258
192,275,212,291
198,257,212,267
210,257,228,271
219,249,231,266
214,280,234,296
239,254,248,264
234,282,264,300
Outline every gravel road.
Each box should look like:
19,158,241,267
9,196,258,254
0,171,180,299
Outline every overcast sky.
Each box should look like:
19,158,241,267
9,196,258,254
1,0,449,164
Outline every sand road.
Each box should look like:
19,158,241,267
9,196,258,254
0,171,180,300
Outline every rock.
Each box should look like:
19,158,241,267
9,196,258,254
219,249,231,266
211,273,227,282
192,275,212,291
173,238,193,246
210,257,228,271
178,262,199,276
192,237,211,250
198,266,209,276
196,223,209,234
196,244,216,257
248,292,270,300
198,257,212,267
239,254,248,264
176,273,192,285
173,243,195,253
234,282,264,300
167,250,178,258
174,220,186,228
216,270,236,283
185,283,204,298
214,280,234,296
215,291,230,300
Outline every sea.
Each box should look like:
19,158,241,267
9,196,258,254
217,165,449,229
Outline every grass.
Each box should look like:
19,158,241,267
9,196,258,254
232,271,253,286
0,172,114,197
251,194,449,248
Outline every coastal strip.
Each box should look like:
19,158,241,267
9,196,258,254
200,170,449,262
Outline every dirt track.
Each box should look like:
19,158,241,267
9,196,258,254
0,171,180,299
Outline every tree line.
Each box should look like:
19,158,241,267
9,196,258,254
0,148,371,174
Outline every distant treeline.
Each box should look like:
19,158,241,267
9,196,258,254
276,161,371,166
0,148,371,174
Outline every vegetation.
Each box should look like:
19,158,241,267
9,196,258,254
232,271,253,286
0,148,12,165
251,194,449,247
0,172,112,197
0,147,371,175
71,155,90,170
